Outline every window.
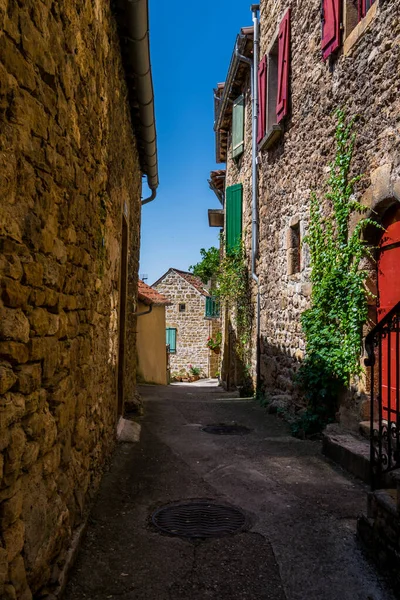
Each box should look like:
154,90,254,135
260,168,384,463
205,297,220,319
287,221,301,275
232,95,244,159
324,0,378,59
225,183,242,253
258,9,291,149
166,328,177,354
179,303,186,313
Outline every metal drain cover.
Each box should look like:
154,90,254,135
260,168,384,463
202,424,252,435
152,501,247,539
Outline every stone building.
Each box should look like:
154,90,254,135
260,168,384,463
0,1,158,598
153,269,221,378
213,0,400,578
213,0,399,418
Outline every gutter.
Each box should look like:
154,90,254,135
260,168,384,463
120,0,159,204
236,5,261,391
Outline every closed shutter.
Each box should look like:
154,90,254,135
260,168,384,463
232,95,245,159
276,9,291,124
257,56,267,143
225,184,243,253
166,328,176,353
321,0,341,60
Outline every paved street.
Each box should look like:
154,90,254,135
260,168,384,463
64,382,395,600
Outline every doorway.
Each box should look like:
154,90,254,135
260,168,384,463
377,206,400,421
117,216,128,416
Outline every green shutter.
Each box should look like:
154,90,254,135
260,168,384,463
166,328,176,353
232,95,244,159
225,184,243,253
205,297,220,318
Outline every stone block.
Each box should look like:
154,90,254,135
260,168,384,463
5,426,26,475
29,308,59,337
0,363,17,395
20,12,55,75
0,254,23,281
22,441,40,470
0,547,7,596
8,554,28,593
23,262,44,287
3,519,25,562
0,393,25,430
0,489,23,528
1,279,30,308
15,364,42,395
2,585,17,600
29,336,57,361
0,34,36,91
0,342,29,365
0,308,30,343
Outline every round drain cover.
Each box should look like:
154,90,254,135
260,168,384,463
202,424,252,435
152,501,247,539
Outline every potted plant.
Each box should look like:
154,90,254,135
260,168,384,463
188,364,201,382
206,331,222,354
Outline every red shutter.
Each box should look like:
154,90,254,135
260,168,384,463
276,9,290,124
257,56,267,143
321,0,341,60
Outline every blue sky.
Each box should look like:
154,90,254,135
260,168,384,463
139,1,252,285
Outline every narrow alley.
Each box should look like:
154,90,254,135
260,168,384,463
64,382,394,600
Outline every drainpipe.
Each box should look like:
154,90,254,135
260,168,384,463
122,0,159,205
132,304,153,317
236,5,261,392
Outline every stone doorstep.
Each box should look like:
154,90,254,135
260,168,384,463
322,426,371,483
357,487,400,588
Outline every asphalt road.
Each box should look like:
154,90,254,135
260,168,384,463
63,381,395,600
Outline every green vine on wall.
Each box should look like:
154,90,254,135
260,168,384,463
297,109,378,431
216,240,253,375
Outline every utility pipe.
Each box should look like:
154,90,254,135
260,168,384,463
132,303,153,317
236,4,261,391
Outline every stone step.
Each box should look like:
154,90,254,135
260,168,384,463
322,425,371,483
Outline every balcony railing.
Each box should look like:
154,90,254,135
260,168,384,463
365,300,400,489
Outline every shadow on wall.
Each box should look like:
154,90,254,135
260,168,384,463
220,318,254,397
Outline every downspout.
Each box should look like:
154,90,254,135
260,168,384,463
123,0,159,205
236,5,261,392
132,303,153,317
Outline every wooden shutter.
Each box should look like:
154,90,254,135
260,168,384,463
166,328,176,353
257,56,267,143
232,95,245,159
276,9,291,124
321,0,341,60
225,184,243,253
359,0,375,20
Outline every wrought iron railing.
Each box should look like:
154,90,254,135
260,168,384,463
365,300,400,489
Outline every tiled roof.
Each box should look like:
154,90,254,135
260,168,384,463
152,269,210,297
138,280,171,306
173,269,210,297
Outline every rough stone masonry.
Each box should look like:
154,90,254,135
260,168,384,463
0,1,142,598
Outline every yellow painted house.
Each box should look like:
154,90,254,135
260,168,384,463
136,280,171,385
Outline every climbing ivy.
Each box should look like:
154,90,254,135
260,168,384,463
216,240,253,376
298,109,378,424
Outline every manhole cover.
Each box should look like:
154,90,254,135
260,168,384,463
152,501,247,539
202,424,252,435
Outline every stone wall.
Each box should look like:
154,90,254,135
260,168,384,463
223,0,400,418
0,1,141,598
154,271,219,377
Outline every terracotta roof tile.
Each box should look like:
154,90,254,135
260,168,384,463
172,269,210,297
138,280,171,306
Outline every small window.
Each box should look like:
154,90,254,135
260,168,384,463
287,222,301,275
179,303,186,313
232,95,245,159
166,328,177,354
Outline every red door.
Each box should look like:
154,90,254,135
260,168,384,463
377,208,400,421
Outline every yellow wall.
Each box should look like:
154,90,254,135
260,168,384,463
136,301,168,385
